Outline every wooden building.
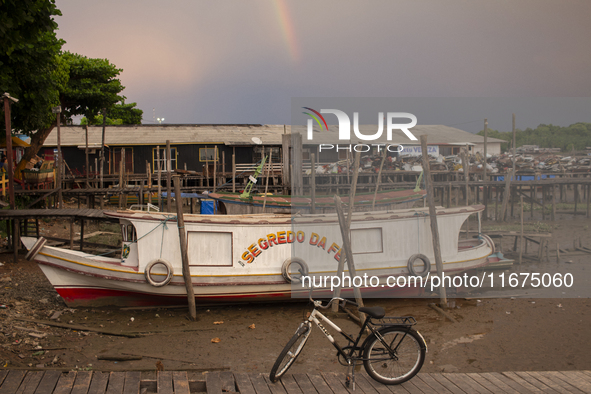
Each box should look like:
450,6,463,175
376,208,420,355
41,124,287,177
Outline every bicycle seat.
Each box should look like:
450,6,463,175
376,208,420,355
359,306,385,319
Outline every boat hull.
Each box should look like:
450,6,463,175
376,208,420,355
22,204,493,307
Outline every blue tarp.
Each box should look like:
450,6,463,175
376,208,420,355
495,174,556,181
200,200,216,215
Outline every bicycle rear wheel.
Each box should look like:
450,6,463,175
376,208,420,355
269,322,311,382
363,326,426,385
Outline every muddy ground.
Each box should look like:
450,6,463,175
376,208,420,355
0,213,590,378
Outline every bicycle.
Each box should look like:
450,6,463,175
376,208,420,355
269,297,427,389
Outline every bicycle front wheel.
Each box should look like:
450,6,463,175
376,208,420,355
269,322,311,382
363,326,426,385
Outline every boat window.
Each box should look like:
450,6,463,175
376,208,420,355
127,225,137,242
351,227,383,254
121,224,137,242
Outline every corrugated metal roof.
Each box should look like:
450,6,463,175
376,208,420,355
42,124,503,147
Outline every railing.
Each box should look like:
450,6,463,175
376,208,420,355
234,163,284,172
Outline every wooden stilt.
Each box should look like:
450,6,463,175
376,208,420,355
420,135,447,307
174,175,197,321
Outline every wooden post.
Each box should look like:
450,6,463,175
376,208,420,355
552,184,557,221
232,153,236,193
586,183,590,219
281,134,290,192
56,110,63,208
213,146,217,192
519,195,524,264
574,183,578,217
372,149,387,209
119,149,124,209
222,151,226,186
156,146,162,211
79,219,84,252
461,148,470,238
173,175,197,321
262,148,273,212
100,108,106,209
541,185,545,220
13,219,19,263
292,133,303,195
147,161,152,205
334,196,365,322
2,95,16,209
310,153,316,214
69,219,74,250
500,171,512,222
420,135,447,307
166,140,172,212
85,125,90,188
483,119,488,181
139,180,144,206
346,151,361,230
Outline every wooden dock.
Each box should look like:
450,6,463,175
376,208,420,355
0,370,590,394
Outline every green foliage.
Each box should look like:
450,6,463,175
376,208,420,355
80,101,143,125
0,0,65,135
60,51,125,122
477,123,591,152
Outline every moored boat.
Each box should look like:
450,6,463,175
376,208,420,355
22,204,494,307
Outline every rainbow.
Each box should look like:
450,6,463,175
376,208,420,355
303,107,328,131
272,0,300,62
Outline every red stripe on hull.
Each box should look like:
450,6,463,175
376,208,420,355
55,285,425,307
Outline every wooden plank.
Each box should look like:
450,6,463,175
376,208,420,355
205,372,222,394
277,375,304,394
262,375,287,394
414,374,452,393
70,372,92,394
306,374,335,394
34,371,61,394
364,373,408,393
403,375,435,393
398,379,423,394
218,372,235,393
157,372,173,394
15,372,44,394
0,371,8,387
477,372,526,394
352,373,379,393
122,372,140,394
427,373,467,394
248,374,272,394
526,371,585,394
0,370,26,394
87,372,109,394
513,371,561,393
557,371,591,393
53,372,77,394
501,372,544,393
172,372,190,394
466,373,507,394
547,371,590,393
442,373,491,394
291,374,316,394
319,373,352,394
232,373,256,394
105,373,125,394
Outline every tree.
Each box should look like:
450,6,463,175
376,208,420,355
13,51,128,178
0,0,65,136
80,101,143,125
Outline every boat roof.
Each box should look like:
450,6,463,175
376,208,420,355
105,205,484,225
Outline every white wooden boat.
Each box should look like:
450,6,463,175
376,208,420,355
21,205,494,307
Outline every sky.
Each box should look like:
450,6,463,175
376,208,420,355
54,0,591,133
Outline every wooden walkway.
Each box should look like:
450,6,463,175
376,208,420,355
0,370,590,394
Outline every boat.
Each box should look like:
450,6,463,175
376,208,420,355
21,204,494,307
207,188,427,214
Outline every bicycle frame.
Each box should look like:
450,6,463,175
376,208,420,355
307,306,413,365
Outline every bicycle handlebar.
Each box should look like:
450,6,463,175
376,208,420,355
309,294,359,309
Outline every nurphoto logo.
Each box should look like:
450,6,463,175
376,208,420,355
303,108,418,141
